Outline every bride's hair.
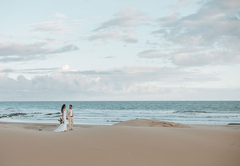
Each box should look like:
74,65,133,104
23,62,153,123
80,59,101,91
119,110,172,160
61,104,66,113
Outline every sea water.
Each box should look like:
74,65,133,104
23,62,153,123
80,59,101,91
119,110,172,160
0,101,239,125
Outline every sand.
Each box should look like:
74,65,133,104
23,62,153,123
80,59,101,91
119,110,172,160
0,119,240,166
113,119,190,127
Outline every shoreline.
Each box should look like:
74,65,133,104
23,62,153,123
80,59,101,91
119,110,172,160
1,119,240,127
0,118,240,126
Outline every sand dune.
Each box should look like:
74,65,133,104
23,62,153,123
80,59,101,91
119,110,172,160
113,119,190,128
0,119,240,166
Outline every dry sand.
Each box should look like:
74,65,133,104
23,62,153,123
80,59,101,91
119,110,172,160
113,119,190,127
0,119,240,166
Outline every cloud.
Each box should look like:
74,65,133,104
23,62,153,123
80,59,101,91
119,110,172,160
0,42,79,62
52,12,67,19
94,8,151,31
82,32,118,41
52,65,221,84
119,84,172,95
70,19,87,25
0,66,58,74
121,35,138,43
158,12,180,22
171,0,191,8
138,49,168,58
138,49,240,66
82,32,138,43
0,65,221,100
151,0,240,66
32,20,69,34
172,50,240,66
53,44,79,53
146,40,159,46
1,68,13,73
104,56,114,59
82,8,150,44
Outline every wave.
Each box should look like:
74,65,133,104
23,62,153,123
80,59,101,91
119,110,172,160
159,110,178,113
30,112,42,114
5,107,14,110
184,111,207,114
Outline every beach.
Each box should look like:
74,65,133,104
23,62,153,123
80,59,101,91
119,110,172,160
0,119,240,166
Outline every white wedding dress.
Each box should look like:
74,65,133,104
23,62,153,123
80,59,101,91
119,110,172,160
54,110,67,132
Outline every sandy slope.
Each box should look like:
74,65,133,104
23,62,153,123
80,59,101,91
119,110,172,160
0,119,240,166
113,119,190,127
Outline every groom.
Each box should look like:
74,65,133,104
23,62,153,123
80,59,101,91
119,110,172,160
67,105,74,131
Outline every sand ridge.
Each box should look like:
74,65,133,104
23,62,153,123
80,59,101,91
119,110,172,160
113,119,190,128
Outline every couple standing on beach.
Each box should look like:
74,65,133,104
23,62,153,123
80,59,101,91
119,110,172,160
54,104,74,132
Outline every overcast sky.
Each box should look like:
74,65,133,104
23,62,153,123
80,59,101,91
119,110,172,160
0,0,240,101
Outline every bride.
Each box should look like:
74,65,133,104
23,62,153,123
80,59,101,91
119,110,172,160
54,104,67,132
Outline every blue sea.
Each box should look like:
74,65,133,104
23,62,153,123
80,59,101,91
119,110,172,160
0,101,239,125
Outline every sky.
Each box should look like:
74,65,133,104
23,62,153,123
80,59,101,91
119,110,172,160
0,0,240,101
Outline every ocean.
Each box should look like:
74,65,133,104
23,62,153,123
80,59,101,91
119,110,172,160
0,101,239,125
